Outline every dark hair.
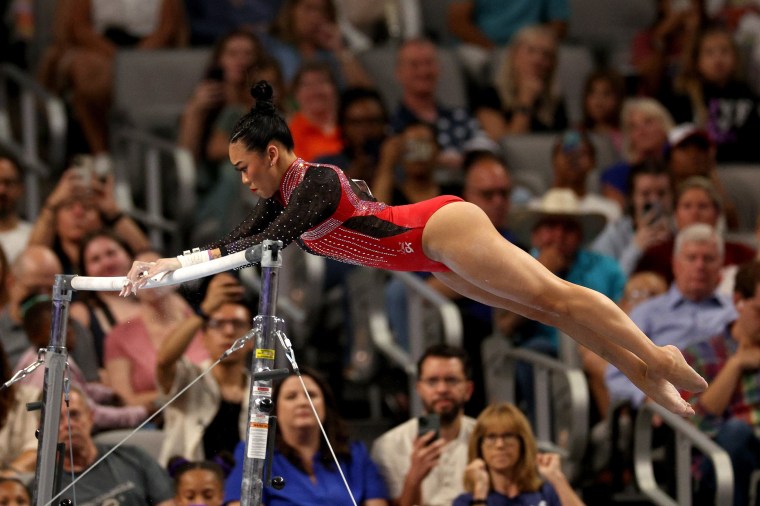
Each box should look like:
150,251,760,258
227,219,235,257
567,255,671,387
230,81,294,152
337,87,387,129
462,150,508,176
167,453,234,490
292,60,339,95
0,477,32,500
581,69,626,129
416,344,472,379
77,229,136,276
21,296,53,344
735,260,760,300
627,158,672,195
209,29,262,75
551,129,596,159
274,366,350,471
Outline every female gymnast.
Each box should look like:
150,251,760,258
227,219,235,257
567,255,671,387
122,81,707,416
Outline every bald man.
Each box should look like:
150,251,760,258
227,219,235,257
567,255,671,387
1,245,100,378
0,245,62,365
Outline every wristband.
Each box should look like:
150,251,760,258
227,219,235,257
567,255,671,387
176,248,212,268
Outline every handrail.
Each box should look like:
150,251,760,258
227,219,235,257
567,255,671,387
490,346,590,468
0,63,67,219
111,126,196,252
634,402,734,506
369,270,463,417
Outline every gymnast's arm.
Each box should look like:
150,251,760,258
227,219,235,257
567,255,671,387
123,166,342,290
210,165,342,256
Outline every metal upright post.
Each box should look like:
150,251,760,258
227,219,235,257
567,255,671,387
240,240,284,506
33,275,73,506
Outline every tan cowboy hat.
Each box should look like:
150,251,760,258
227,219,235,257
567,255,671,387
510,188,607,246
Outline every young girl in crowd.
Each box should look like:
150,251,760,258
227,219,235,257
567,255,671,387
169,456,232,506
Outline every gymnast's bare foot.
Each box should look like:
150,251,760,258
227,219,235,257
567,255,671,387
648,344,708,393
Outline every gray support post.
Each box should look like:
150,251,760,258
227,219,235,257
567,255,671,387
240,240,283,506
33,275,73,506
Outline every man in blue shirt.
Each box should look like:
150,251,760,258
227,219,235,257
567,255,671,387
605,223,737,406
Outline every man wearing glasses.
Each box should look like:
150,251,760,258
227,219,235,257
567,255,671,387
156,273,252,465
371,344,475,506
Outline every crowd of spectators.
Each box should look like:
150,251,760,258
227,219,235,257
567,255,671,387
2,0,760,503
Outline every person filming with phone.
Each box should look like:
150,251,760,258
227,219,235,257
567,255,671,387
371,345,476,506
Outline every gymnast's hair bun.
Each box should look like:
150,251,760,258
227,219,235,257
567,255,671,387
251,81,275,115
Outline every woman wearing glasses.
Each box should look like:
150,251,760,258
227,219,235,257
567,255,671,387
453,403,584,506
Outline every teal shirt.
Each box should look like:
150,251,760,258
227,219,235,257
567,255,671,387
471,0,570,45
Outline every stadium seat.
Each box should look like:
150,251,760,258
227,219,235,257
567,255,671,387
112,48,211,137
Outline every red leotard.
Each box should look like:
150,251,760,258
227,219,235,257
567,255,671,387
209,159,462,272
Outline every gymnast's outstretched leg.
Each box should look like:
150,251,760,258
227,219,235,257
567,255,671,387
421,202,707,412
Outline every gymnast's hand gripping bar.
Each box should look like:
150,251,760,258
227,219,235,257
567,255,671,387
66,245,263,292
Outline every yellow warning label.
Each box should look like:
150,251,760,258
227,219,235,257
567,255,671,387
255,349,275,359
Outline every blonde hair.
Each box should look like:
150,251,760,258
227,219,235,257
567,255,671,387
620,98,675,162
493,25,561,128
465,403,542,493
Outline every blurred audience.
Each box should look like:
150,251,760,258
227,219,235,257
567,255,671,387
157,274,251,464
16,297,148,431
606,223,737,407
453,402,584,506
592,159,674,276
27,164,150,274
635,176,755,283
264,0,371,87
183,0,282,45
317,86,389,183
168,455,232,506
599,98,675,209
682,259,760,506
225,368,389,505
104,250,208,410
391,38,483,169
671,24,760,162
372,345,475,506
288,61,344,162
69,230,142,371
665,123,739,230
372,121,460,206
475,25,567,138
0,246,62,367
0,477,31,505
0,340,38,478
580,69,626,156
0,157,31,264
336,0,422,52
446,0,569,82
37,0,187,155
630,0,707,99
547,129,621,223
57,388,174,505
